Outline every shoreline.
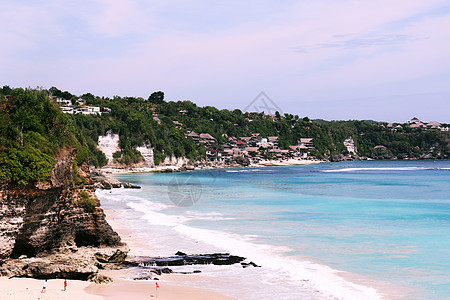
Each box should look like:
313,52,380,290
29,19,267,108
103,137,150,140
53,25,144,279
101,206,392,300
96,209,236,299
96,162,424,300
0,211,236,300
100,158,324,174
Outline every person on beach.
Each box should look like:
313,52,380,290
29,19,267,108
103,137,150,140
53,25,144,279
64,279,67,291
41,280,48,293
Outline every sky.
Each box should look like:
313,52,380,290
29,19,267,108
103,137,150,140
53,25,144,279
1,0,450,123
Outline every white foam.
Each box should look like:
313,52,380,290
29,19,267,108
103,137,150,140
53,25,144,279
173,225,381,300
128,199,381,300
128,201,235,225
96,189,175,212
184,211,235,221
323,167,429,173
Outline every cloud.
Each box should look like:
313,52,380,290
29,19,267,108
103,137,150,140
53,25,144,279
1,0,450,122
293,33,423,53
84,0,154,37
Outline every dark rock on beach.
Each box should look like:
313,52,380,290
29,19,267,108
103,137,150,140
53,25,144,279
241,261,261,268
91,170,141,189
88,273,113,284
122,182,141,189
134,253,246,267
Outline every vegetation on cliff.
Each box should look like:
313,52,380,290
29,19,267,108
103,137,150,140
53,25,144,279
67,88,450,162
1,86,449,183
0,88,91,185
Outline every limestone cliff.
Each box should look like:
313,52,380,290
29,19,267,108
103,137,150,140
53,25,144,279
0,148,121,259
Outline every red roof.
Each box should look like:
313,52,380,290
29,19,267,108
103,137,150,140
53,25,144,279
237,140,247,145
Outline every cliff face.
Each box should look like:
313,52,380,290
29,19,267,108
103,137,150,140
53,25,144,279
0,148,121,259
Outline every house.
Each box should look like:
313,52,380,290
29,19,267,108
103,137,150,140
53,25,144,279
237,140,247,149
374,145,387,151
427,121,441,129
258,142,270,149
289,145,309,158
298,138,314,149
61,106,74,114
153,116,161,124
264,114,277,121
187,131,200,143
410,123,425,129
244,147,259,157
408,117,421,124
221,149,234,162
55,98,72,106
239,137,252,144
227,137,237,147
269,148,289,159
206,147,220,159
199,133,216,145
267,136,279,147
179,110,188,114
59,103,103,115
76,105,100,115
100,107,111,114
172,121,183,128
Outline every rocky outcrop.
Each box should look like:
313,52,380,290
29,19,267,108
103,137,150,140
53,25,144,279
131,252,246,267
0,247,128,281
91,171,122,189
0,148,121,259
98,131,120,166
91,171,141,189
343,137,357,154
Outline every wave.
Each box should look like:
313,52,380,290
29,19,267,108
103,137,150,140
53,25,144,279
128,200,381,300
96,189,173,211
322,167,430,173
225,169,249,173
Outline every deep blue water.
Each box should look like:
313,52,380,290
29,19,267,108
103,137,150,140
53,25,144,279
99,160,450,299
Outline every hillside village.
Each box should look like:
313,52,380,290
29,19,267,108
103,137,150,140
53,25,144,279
50,96,449,165
1,87,449,173
54,97,111,115
186,131,315,163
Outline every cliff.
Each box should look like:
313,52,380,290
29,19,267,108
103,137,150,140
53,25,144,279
0,148,121,259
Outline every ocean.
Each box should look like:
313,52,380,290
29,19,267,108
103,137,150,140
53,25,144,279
96,160,450,300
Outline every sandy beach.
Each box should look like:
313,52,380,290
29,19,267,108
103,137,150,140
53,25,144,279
0,277,102,300
0,212,236,300
101,158,322,174
97,212,236,299
0,276,234,300
0,224,235,300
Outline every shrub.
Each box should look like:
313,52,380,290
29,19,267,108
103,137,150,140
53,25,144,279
76,190,97,212
0,146,54,185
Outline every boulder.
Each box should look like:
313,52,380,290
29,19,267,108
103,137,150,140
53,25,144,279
135,253,246,267
122,182,141,189
88,273,113,284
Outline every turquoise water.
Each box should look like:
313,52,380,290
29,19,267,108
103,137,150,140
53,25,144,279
98,160,450,299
